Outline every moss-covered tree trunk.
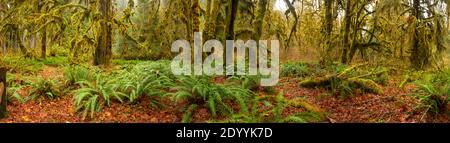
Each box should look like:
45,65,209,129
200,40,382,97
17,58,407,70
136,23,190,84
322,0,334,63
41,30,47,59
0,67,7,119
410,0,424,70
252,0,268,42
94,0,113,66
341,0,352,64
225,0,239,40
203,0,221,41
192,0,200,33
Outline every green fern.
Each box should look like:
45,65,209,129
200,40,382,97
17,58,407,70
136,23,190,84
73,75,126,120
414,73,450,116
28,78,61,100
169,76,252,122
222,91,321,123
114,61,175,107
63,65,96,86
281,62,310,77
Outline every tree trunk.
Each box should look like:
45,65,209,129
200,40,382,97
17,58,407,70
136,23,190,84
0,67,7,119
41,30,47,59
410,0,422,69
203,0,221,40
283,0,298,51
226,0,239,40
94,0,113,66
322,0,334,63
192,0,201,33
252,0,269,42
341,0,352,64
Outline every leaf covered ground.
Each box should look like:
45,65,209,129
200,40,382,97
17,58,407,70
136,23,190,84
1,58,449,123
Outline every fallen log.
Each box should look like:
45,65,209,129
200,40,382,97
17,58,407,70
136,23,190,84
299,64,385,95
348,78,384,95
299,74,335,87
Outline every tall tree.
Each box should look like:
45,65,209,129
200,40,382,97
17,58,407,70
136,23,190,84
94,0,113,66
226,0,239,40
322,0,334,63
252,0,269,42
341,0,352,64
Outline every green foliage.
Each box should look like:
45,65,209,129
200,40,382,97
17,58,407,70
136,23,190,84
63,65,96,86
73,75,126,120
223,91,321,123
1,56,68,74
281,62,310,77
48,44,69,57
6,73,30,103
72,61,174,119
28,78,61,100
170,76,253,122
114,61,174,106
413,69,450,116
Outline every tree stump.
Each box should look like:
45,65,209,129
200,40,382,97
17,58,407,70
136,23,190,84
0,67,7,119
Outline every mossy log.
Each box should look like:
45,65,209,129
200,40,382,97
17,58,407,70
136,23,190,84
299,74,336,87
348,78,384,95
299,63,385,95
289,98,326,120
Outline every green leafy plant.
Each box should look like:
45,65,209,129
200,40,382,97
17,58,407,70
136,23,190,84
222,91,322,123
170,76,252,123
64,65,96,86
73,75,126,120
28,78,61,100
115,62,174,107
281,62,310,77
413,71,450,116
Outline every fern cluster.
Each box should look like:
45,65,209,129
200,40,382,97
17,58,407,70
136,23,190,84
223,91,321,123
413,69,450,116
64,65,97,86
73,75,126,119
114,61,175,105
281,62,311,77
72,61,175,119
170,76,253,123
28,78,61,100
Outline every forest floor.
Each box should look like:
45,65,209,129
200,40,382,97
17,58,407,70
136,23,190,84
1,65,449,123
1,47,450,123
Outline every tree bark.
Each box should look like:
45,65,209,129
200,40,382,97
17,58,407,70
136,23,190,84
283,0,298,51
94,0,113,66
0,67,7,119
252,0,269,42
341,0,352,64
226,0,239,40
322,0,334,62
41,30,47,59
203,0,221,40
410,0,422,69
192,0,201,33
